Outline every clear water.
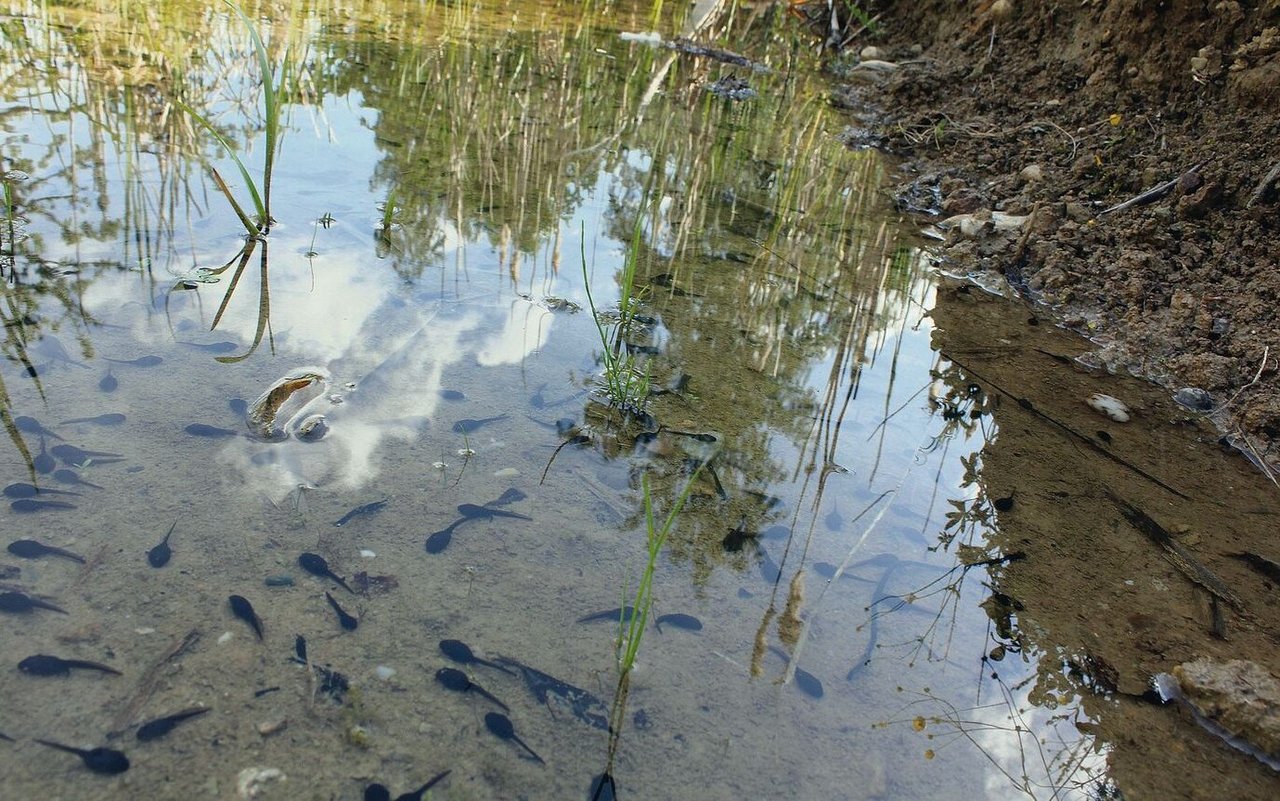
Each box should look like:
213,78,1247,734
0,2,1100,798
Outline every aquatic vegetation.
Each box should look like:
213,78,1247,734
596,465,703,792
581,217,653,415
1,178,14,263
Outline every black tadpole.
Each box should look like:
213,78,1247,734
424,521,459,554
4,482,78,499
135,707,210,741
52,469,103,489
325,592,359,631
7,538,85,563
19,654,121,676
228,595,264,640
438,639,514,675
0,591,68,614
589,772,618,801
34,740,130,774
147,520,177,568
394,770,452,801
435,667,509,712
484,712,544,764
653,613,702,633
298,552,355,594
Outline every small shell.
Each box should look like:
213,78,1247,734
1086,393,1130,423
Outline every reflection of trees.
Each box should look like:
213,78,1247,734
2,0,924,533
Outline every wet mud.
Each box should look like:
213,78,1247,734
931,281,1280,800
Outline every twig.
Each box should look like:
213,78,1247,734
1098,162,1202,216
1231,429,1279,488
1247,160,1280,208
110,629,201,733
1105,491,1243,611
1215,345,1270,412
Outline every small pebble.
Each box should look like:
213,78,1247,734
374,665,396,681
359,549,376,559
1019,163,1044,183
257,719,288,736
237,767,285,799
217,631,233,645
135,627,156,635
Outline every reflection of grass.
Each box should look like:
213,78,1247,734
2,180,14,259
882,677,1105,801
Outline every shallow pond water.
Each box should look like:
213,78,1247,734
6,2,1259,799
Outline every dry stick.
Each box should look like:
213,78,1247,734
1098,162,1202,216
1105,490,1244,612
1215,345,1270,412
941,352,1189,499
1231,429,1279,488
110,628,201,733
1247,160,1280,208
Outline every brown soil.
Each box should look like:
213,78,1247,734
818,0,1280,472
797,1,1280,798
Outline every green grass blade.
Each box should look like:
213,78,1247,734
209,167,260,236
173,98,266,230
224,0,280,226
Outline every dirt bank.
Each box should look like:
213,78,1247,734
812,0,1280,475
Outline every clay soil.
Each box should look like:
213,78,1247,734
801,1,1280,799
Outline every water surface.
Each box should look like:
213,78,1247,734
0,2,1105,798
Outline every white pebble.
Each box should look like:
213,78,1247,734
135,627,156,635
374,665,396,680
1086,393,1131,422
217,631,234,645
359,549,376,559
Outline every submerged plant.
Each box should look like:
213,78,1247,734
580,209,653,414
595,464,703,797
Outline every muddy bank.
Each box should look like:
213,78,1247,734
814,0,1280,474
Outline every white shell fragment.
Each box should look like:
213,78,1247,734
1086,393,1131,422
237,766,286,799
